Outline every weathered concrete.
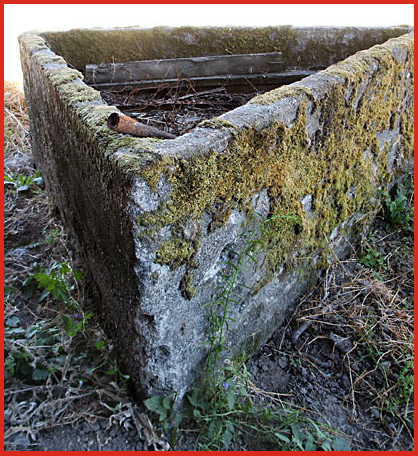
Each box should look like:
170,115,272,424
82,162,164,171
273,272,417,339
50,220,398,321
19,26,414,403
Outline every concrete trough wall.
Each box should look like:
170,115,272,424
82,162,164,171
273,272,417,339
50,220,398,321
19,26,414,402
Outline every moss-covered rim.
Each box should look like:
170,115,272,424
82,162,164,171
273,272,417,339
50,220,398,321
19,29,413,170
40,25,411,69
134,32,413,287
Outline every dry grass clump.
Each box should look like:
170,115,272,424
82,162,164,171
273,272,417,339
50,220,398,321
294,235,414,448
4,81,27,117
4,81,32,174
4,81,29,140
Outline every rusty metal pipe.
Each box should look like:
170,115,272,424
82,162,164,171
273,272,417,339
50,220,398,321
107,112,176,139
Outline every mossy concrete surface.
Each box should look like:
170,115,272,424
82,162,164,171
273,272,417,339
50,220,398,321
19,26,414,402
41,25,411,71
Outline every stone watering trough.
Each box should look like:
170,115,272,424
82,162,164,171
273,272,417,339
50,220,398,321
19,26,414,402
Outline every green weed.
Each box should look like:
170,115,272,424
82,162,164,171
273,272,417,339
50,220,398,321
204,213,300,385
144,394,182,448
381,358,414,417
204,215,267,382
381,179,414,232
5,257,131,395
5,261,88,383
4,313,67,383
23,261,91,337
45,227,64,246
145,213,348,450
4,170,43,194
186,360,350,450
359,244,385,278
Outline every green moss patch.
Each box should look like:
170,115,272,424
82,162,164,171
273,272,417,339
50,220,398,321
156,236,196,268
25,29,413,294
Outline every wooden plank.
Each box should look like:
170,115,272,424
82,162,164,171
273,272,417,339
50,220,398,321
85,52,284,85
87,70,316,93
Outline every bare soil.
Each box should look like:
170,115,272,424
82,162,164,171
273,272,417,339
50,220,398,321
4,82,414,451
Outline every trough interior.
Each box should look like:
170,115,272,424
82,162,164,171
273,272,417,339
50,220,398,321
41,25,411,137
93,65,316,136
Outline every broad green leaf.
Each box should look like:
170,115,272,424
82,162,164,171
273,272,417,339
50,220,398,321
59,262,71,275
94,340,105,350
321,440,332,451
144,396,163,412
4,285,17,297
5,316,20,328
274,432,290,444
74,269,83,281
32,368,49,381
331,437,351,451
187,392,201,408
193,408,202,419
62,315,77,336
304,434,317,451
163,396,172,410
39,288,50,302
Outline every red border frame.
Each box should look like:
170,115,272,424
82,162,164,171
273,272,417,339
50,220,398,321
1,2,415,455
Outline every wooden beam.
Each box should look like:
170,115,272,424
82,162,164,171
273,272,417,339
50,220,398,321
86,70,316,93
85,52,284,85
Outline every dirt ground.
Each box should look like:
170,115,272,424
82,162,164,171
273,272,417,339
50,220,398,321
246,256,414,451
4,82,414,451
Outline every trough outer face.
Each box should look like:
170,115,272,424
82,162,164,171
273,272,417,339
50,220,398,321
19,28,414,402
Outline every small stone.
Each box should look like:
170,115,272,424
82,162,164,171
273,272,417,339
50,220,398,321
278,356,288,369
370,408,380,419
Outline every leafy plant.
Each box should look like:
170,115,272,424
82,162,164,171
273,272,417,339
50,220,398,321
144,394,182,447
4,313,65,383
61,313,92,337
30,261,81,302
187,359,349,450
204,213,300,385
104,366,131,386
5,259,87,382
4,170,43,193
188,361,279,450
381,180,414,232
23,261,91,337
204,222,261,381
359,245,385,276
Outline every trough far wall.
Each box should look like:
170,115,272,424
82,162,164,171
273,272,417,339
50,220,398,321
41,25,411,71
19,27,414,402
